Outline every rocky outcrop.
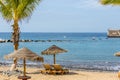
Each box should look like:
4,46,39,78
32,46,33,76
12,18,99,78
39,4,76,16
108,29,120,37
0,39,72,43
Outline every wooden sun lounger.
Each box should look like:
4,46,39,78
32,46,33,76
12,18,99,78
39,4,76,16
41,64,53,74
52,64,69,74
41,64,69,75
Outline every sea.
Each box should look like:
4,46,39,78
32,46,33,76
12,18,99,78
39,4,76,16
0,32,120,72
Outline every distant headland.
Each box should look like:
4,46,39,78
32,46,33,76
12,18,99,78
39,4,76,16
107,29,120,38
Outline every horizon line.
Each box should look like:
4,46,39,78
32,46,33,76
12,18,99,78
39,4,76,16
0,32,107,33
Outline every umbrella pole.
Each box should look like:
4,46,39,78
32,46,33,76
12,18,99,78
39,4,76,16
54,54,56,64
23,58,26,76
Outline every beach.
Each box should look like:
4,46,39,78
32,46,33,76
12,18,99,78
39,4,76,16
0,0,120,79
0,66,119,80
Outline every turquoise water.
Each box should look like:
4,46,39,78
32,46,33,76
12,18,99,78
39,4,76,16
0,32,120,71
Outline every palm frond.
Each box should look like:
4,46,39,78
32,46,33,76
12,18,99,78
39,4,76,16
17,0,41,21
0,0,12,22
100,0,120,5
0,0,41,22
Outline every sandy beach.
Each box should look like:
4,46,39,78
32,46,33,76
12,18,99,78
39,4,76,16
0,0,120,80
0,66,119,80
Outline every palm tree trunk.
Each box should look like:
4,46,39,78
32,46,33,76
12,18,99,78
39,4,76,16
12,19,20,50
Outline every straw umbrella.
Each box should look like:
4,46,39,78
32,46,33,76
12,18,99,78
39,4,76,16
41,45,67,64
4,47,43,77
115,52,120,56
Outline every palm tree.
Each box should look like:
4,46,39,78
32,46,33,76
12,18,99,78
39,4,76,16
0,0,41,50
100,0,120,5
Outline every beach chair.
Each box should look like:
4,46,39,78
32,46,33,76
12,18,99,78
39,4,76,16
41,64,53,74
53,64,69,74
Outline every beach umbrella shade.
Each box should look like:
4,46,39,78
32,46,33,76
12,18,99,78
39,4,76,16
4,47,43,76
41,45,67,64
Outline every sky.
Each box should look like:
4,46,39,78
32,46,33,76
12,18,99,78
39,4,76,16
0,0,120,32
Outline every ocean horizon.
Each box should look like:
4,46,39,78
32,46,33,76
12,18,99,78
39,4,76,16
0,32,120,72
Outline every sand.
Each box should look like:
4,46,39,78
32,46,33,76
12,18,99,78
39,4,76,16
0,66,119,80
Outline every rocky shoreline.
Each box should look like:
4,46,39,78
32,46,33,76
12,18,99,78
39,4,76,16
0,39,72,43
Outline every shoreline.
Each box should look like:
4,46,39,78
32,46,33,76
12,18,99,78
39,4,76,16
0,62,118,73
0,66,119,80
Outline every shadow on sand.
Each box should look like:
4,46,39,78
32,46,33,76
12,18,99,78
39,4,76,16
27,70,87,76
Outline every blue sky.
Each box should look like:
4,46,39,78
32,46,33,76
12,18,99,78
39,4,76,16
0,0,120,32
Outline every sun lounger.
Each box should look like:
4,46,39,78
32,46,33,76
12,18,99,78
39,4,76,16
41,64,69,75
41,64,53,74
53,64,69,74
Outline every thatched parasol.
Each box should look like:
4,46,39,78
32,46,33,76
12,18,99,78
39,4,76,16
41,45,67,64
114,52,120,56
4,47,43,76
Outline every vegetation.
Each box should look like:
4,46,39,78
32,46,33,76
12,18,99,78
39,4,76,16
100,0,120,5
0,0,41,50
